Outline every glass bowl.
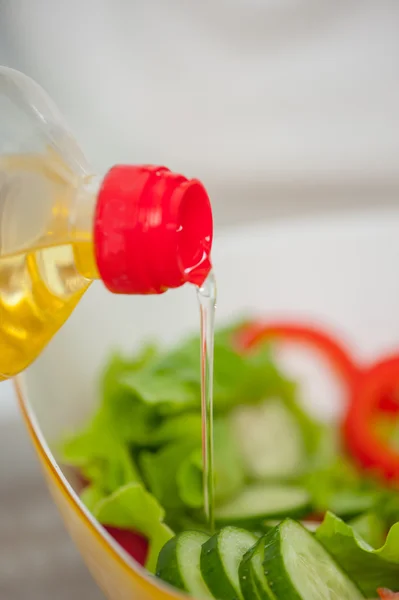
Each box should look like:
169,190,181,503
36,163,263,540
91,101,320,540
15,209,399,600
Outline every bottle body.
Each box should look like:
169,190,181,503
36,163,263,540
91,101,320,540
0,66,213,379
0,150,100,378
0,67,101,378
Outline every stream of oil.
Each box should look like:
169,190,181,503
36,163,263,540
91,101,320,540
196,270,217,532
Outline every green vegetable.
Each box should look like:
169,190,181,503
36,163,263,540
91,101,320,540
349,512,386,548
316,511,399,597
374,489,399,528
101,349,160,443
139,440,199,510
177,449,204,509
248,542,275,600
61,417,140,493
230,399,306,480
92,482,173,573
261,519,365,600
149,413,203,446
200,527,258,600
79,485,106,513
118,369,198,415
213,418,246,502
156,531,213,598
141,417,245,512
239,544,269,600
148,327,293,414
215,484,311,526
61,316,399,598
302,453,382,518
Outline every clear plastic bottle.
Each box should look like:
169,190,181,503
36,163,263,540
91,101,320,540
0,67,213,379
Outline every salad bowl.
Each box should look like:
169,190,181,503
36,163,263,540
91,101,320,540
15,209,399,600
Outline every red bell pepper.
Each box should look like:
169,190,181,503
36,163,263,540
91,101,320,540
235,321,360,386
377,386,399,415
344,356,399,481
378,589,399,599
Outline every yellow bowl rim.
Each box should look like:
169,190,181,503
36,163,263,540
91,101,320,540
14,374,187,600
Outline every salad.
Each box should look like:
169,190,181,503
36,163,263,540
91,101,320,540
61,319,399,599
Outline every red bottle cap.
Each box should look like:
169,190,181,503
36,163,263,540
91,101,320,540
94,165,213,294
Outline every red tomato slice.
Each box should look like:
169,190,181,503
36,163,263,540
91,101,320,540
105,526,149,566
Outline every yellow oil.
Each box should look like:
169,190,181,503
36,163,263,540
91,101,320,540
0,149,99,379
0,241,98,380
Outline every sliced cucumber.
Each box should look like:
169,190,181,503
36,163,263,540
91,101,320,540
215,484,311,526
239,547,261,600
240,543,275,600
261,519,365,599
156,531,213,598
262,519,320,533
252,544,277,600
230,399,306,480
201,527,258,600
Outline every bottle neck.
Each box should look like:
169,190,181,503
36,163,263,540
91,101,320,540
71,176,100,281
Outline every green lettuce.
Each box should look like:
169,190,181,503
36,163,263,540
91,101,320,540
176,448,203,509
174,418,246,510
302,448,384,519
316,511,399,597
61,319,292,497
349,512,387,549
61,416,140,493
92,482,173,573
79,484,106,513
140,334,292,414
139,440,199,510
139,420,246,514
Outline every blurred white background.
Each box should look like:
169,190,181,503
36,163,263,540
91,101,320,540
0,1,398,598
1,0,399,225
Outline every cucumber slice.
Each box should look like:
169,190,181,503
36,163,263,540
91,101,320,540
201,527,258,600
263,519,320,533
215,484,311,526
240,543,275,600
252,544,277,600
239,547,261,600
230,399,306,480
262,519,365,599
156,531,213,598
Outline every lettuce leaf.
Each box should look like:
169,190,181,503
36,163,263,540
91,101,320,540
92,482,173,573
316,511,399,597
149,413,202,446
118,369,198,415
79,485,106,513
60,319,306,549
349,512,387,549
175,418,246,509
139,440,199,510
176,448,203,508
375,490,399,529
61,417,140,493
302,450,383,519
213,418,246,502
135,331,293,414
61,318,292,488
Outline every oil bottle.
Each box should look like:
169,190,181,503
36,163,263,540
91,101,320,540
0,67,213,379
